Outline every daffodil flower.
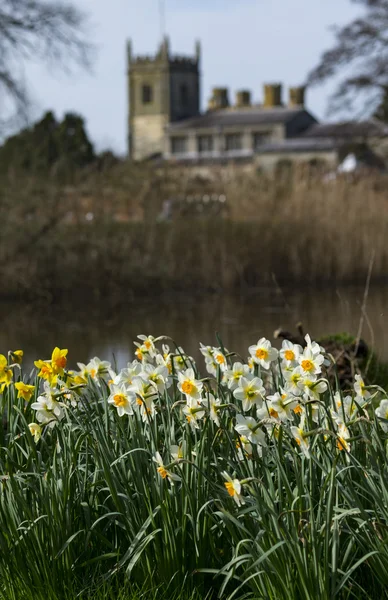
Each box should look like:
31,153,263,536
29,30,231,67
233,376,265,411
178,367,203,401
280,340,302,367
375,399,388,432
28,422,42,443
107,384,135,417
222,471,245,506
267,388,298,421
235,414,267,446
0,354,13,386
354,374,371,402
223,362,250,391
153,452,180,485
15,382,35,402
248,338,278,369
182,397,205,430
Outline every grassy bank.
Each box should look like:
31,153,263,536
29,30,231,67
1,165,388,299
2,333,388,599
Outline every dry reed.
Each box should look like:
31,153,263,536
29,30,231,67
1,164,387,300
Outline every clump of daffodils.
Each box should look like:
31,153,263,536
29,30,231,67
2,331,387,511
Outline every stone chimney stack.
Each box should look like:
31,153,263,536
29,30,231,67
235,90,251,108
263,83,282,108
208,87,229,110
289,86,306,107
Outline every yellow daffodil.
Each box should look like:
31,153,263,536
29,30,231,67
51,347,68,376
15,382,35,401
0,354,13,386
28,423,42,443
34,360,57,385
11,350,23,365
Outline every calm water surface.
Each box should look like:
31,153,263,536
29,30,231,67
1,286,388,369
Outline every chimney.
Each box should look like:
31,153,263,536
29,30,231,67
235,90,251,108
208,87,229,111
289,86,306,107
263,83,282,108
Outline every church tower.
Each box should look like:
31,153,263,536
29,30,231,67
127,37,201,160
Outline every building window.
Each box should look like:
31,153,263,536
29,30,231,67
225,134,242,151
253,132,269,149
171,137,188,154
197,135,213,153
180,84,189,107
142,84,153,104
225,133,242,152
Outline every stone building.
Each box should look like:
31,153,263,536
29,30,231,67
127,38,388,170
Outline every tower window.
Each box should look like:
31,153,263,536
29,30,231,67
142,84,153,104
180,84,189,107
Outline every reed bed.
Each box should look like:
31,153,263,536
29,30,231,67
1,333,388,599
1,166,388,300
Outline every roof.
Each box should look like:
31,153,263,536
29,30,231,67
256,138,338,154
167,107,311,132
302,119,388,139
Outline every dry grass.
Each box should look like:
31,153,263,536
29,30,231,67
1,164,387,299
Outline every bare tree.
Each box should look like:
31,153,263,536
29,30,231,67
0,0,93,133
308,0,388,116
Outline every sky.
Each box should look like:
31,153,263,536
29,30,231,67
25,0,363,154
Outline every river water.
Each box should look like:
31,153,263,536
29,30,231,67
1,285,388,370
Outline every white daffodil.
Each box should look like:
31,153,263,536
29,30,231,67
296,372,328,401
235,435,254,461
204,358,218,377
354,374,371,402
129,376,158,402
177,367,203,401
172,348,192,372
298,347,324,377
233,376,265,411
257,405,281,427
336,423,351,452
107,384,134,417
138,334,156,355
89,357,111,378
28,423,42,443
333,392,357,423
139,396,156,422
205,393,222,427
212,348,228,372
235,414,266,446
223,362,250,391
267,388,298,422
182,397,205,430
199,343,214,362
114,361,142,386
31,381,65,425
153,452,180,485
248,338,278,369
140,363,171,394
376,399,388,432
170,444,184,460
222,472,245,506
280,340,302,367
283,368,303,396
291,417,310,458
304,334,324,356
